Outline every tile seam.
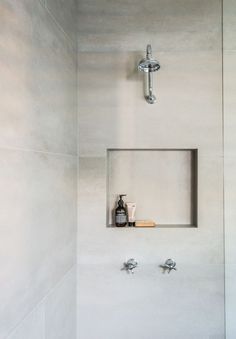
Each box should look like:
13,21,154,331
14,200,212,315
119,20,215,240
0,145,77,158
44,0,76,51
4,265,76,339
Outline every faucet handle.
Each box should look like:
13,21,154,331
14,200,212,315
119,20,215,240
160,259,177,274
122,258,138,274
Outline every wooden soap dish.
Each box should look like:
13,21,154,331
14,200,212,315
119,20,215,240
135,220,156,227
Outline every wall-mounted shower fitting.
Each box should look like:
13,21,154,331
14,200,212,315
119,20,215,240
122,259,138,274
160,259,177,274
138,44,160,104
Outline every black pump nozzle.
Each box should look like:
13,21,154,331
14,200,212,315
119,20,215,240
118,194,126,207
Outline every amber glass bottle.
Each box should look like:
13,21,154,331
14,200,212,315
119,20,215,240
115,194,127,227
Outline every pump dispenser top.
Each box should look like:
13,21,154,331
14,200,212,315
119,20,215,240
118,194,126,206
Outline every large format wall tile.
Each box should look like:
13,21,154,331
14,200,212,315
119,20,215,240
225,157,236,266
44,267,77,339
46,0,77,45
78,51,222,157
0,0,77,155
78,1,224,335
224,123,236,338
224,0,236,51
78,0,221,52
224,2,236,335
78,155,224,338
224,51,236,157
225,264,236,338
78,263,224,339
0,148,77,338
7,304,44,339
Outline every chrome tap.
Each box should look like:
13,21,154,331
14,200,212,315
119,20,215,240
122,259,138,274
160,259,177,274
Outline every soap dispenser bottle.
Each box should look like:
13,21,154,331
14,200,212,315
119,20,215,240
115,194,127,227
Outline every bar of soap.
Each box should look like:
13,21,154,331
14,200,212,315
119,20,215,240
135,220,156,227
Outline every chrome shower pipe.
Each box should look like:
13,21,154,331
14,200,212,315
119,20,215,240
147,70,155,104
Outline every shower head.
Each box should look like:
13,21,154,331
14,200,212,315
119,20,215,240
138,45,160,73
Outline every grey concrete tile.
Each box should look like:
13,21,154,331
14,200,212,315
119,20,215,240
224,0,236,51
225,264,236,338
224,51,236,157
78,51,222,157
78,263,224,339
44,267,77,339
0,148,77,338
7,304,44,339
225,156,236,266
46,0,77,45
0,0,77,154
78,0,221,52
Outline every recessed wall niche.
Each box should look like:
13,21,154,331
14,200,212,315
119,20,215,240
107,149,198,228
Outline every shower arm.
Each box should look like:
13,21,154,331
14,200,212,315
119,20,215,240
148,71,153,97
146,45,155,103
138,44,160,104
145,70,156,104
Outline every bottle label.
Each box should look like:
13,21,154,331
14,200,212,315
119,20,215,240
116,213,127,224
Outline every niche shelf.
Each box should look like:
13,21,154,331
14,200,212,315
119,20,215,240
107,149,198,228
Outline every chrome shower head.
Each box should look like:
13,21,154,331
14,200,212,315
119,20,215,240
138,45,160,73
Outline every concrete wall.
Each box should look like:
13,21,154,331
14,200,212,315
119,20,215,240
0,0,77,338
78,0,224,338
224,0,236,337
